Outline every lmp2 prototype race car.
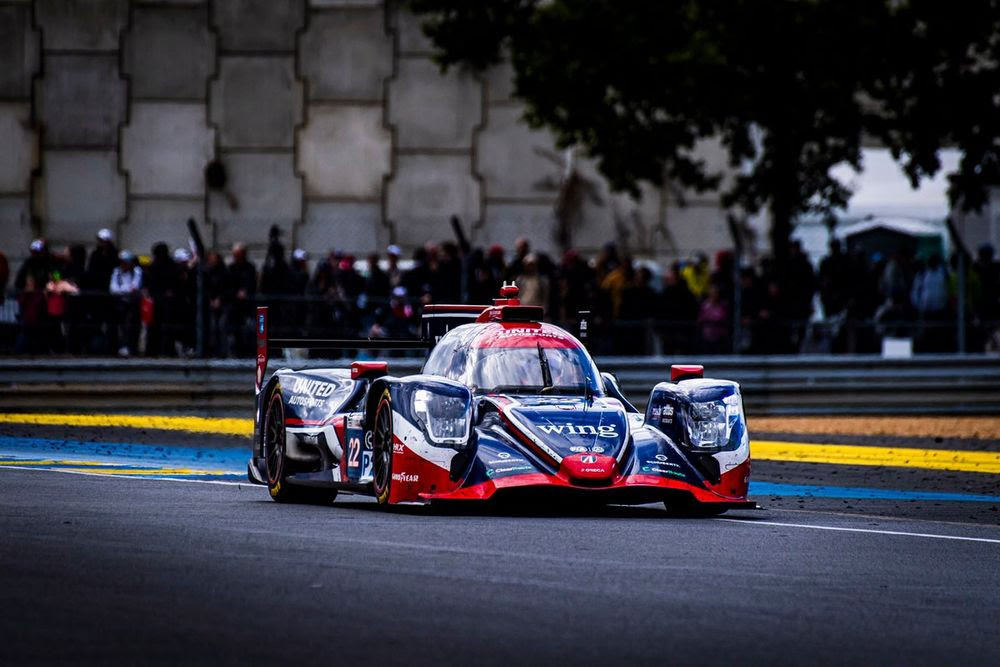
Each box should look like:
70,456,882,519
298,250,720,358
248,284,754,515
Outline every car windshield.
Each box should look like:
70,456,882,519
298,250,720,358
471,346,600,395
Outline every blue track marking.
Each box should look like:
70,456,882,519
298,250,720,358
3,435,999,501
751,481,1000,503
0,435,246,481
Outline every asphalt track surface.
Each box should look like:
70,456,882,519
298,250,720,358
2,421,999,665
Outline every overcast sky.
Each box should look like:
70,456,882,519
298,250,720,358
832,148,962,221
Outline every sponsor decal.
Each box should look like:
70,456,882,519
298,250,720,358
391,472,419,483
641,465,686,478
361,451,372,479
650,406,662,420
493,328,565,341
364,431,373,450
258,314,265,334
580,467,607,473
591,446,605,453
570,446,587,453
291,377,337,398
646,454,680,467
537,423,619,438
580,454,598,464
287,394,326,408
660,404,674,424
486,453,527,466
486,465,534,478
393,442,405,454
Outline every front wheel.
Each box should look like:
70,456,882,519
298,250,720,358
263,388,336,505
371,389,394,505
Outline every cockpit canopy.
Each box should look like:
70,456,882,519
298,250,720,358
422,322,603,396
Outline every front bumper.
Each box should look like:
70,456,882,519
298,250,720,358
420,472,756,509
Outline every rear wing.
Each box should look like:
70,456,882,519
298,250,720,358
255,306,432,393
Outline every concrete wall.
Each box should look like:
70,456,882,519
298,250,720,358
4,0,757,268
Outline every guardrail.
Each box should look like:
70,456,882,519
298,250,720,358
2,354,998,416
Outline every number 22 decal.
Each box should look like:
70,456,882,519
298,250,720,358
348,437,361,467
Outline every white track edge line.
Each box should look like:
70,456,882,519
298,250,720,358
719,518,1000,544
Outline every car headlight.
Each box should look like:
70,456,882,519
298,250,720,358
412,389,471,446
686,393,743,450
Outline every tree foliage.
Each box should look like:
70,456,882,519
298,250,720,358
405,0,1000,258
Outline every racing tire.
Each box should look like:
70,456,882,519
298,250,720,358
263,387,337,505
371,389,394,505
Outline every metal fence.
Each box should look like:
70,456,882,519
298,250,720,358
2,354,997,416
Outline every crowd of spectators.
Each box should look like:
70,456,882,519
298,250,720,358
2,225,999,357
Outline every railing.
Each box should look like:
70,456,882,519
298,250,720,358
2,290,997,357
2,354,997,416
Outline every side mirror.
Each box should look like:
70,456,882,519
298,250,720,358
601,371,639,413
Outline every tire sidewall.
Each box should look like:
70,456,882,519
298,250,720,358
264,388,286,498
373,389,393,505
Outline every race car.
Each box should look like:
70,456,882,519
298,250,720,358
248,284,754,514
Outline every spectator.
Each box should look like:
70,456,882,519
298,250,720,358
466,248,494,305
143,243,178,356
402,247,431,303
84,228,118,292
880,248,913,304
203,250,229,357
619,265,657,354
818,239,852,318
289,249,310,295
755,278,797,354
710,250,735,302
260,228,291,297
516,254,549,309
366,252,391,306
658,262,700,354
506,238,531,282
173,248,196,355
259,231,293,339
784,240,817,333
600,254,633,320
81,229,119,353
226,242,257,356
433,241,462,303
63,244,87,287
110,250,143,356
44,268,80,352
16,274,48,353
911,253,951,351
697,284,730,354
593,242,621,284
554,248,594,326
971,244,999,348
386,245,404,291
681,252,711,300
0,249,8,304
15,239,53,293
